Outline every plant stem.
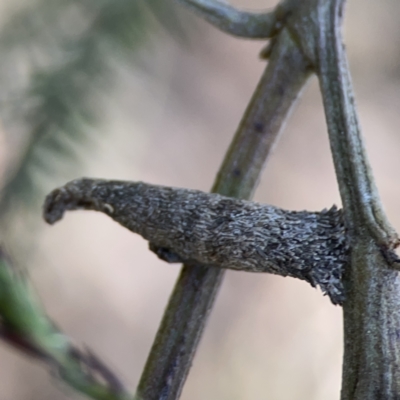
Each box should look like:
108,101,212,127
313,1,400,398
135,28,311,400
0,251,134,400
175,0,282,39
315,0,397,247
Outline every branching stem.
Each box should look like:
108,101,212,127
133,25,311,400
38,0,400,399
313,1,400,398
174,0,289,39
315,1,398,247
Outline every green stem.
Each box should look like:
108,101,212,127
136,28,311,400
0,252,134,400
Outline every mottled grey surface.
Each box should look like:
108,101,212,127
44,178,349,304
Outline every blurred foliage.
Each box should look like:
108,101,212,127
0,247,136,399
0,0,184,231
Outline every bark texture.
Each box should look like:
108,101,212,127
44,178,348,304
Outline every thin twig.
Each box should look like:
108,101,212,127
315,1,397,247
281,0,400,397
130,12,312,399
38,0,400,398
174,0,288,39
314,2,400,398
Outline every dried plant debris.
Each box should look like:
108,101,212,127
44,178,349,304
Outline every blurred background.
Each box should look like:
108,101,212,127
0,0,400,399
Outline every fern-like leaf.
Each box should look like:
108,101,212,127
0,0,182,221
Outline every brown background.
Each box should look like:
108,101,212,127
1,0,400,399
